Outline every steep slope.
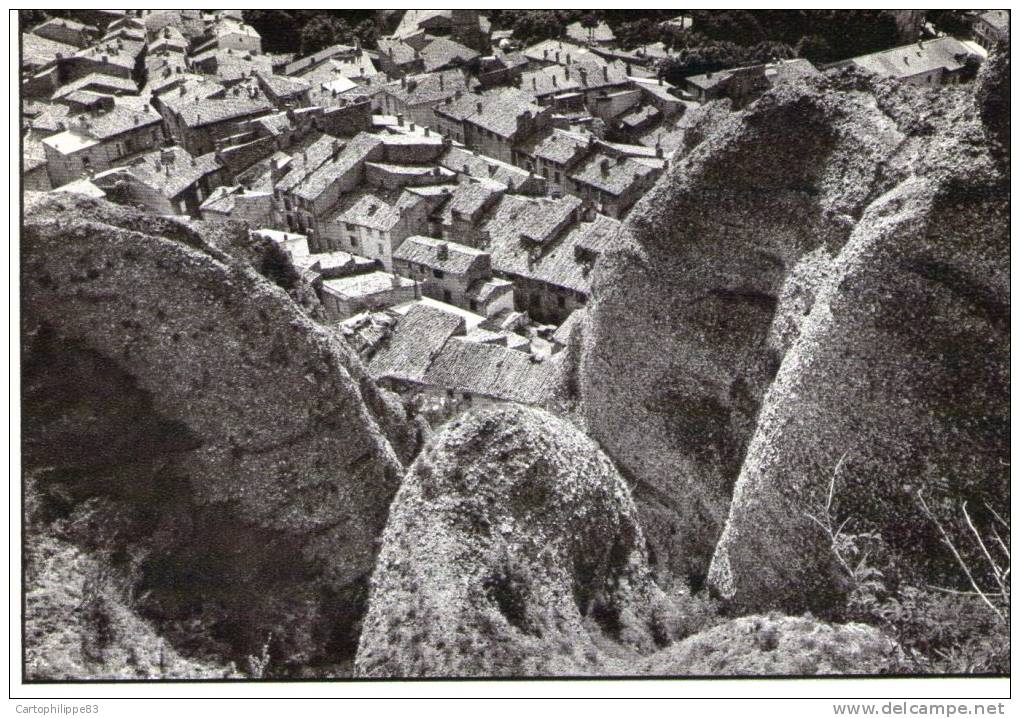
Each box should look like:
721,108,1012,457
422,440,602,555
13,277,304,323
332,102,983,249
580,79,907,586
355,405,686,677
581,58,1009,613
21,194,414,675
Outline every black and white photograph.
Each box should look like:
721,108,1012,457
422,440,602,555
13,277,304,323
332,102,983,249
10,4,1011,707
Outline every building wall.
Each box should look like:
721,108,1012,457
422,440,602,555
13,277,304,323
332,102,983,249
504,272,586,324
319,281,420,320
393,256,489,310
23,165,52,192
45,123,164,187
591,89,642,121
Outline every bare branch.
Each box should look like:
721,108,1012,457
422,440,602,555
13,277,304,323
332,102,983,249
916,491,1005,624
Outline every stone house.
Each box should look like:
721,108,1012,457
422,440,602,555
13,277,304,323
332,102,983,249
378,69,473,131
318,271,420,320
41,102,164,187
393,235,514,317
91,146,223,216
567,151,660,219
434,88,551,165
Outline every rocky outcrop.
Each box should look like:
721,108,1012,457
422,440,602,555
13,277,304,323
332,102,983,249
21,194,416,673
644,614,899,676
581,62,1009,612
355,405,687,678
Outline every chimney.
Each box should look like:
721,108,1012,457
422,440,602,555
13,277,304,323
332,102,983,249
487,164,495,177
439,73,444,90
626,62,632,75
475,100,483,113
600,158,610,175
555,51,560,63
437,242,449,260
532,76,537,89
566,53,572,64
424,126,430,136
410,122,416,131
401,75,406,88
543,49,548,60
390,273,402,288
603,66,609,81
552,75,557,86
658,75,663,86
655,143,663,158
397,113,404,126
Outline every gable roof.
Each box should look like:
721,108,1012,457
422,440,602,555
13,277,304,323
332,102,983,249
851,37,977,79
393,235,490,275
369,302,466,384
423,337,560,404
569,152,657,196
95,146,220,199
419,36,480,73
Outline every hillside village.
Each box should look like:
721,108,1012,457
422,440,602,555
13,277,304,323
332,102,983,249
21,9,998,419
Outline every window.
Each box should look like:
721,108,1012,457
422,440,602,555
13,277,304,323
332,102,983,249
554,171,560,183
433,269,444,279
469,300,478,311
443,290,452,302
351,236,358,246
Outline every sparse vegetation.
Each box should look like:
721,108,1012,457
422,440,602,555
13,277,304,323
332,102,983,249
809,462,1010,674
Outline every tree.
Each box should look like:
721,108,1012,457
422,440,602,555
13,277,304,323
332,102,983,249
354,19,378,50
795,34,834,64
299,15,353,56
692,10,766,46
578,10,605,44
510,11,563,46
615,19,657,51
19,9,49,29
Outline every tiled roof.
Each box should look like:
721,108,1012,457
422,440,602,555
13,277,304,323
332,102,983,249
979,10,1010,31
466,276,513,303
64,101,162,141
283,43,357,75
291,133,383,202
336,193,403,232
173,85,274,128
96,146,220,199
28,102,70,133
393,9,453,39
382,68,471,106
569,152,656,196
22,33,78,68
436,180,499,224
423,336,560,404
483,195,625,293
551,309,583,345
52,72,138,100
419,36,480,73
618,104,660,128
256,71,310,100
321,271,416,299
378,37,424,69
437,87,543,139
369,302,466,384
519,128,590,166
440,146,535,189
851,38,973,79
393,235,489,275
